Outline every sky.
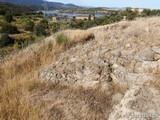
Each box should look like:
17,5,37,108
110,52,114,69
47,0,160,9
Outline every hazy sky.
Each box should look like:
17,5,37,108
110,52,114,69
47,0,160,9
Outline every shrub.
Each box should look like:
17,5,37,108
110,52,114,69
35,19,48,36
0,34,14,47
12,34,35,48
39,19,48,29
121,8,138,20
35,23,46,36
0,9,5,15
0,22,19,34
88,14,91,21
12,33,35,48
51,22,62,33
69,20,85,29
24,20,34,32
56,33,68,46
5,12,13,23
12,34,34,42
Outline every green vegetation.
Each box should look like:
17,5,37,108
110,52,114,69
0,22,19,34
0,34,14,47
0,2,46,57
0,2,42,16
56,33,68,46
51,8,160,31
5,12,13,22
142,9,160,16
24,19,35,31
51,22,64,33
35,19,49,36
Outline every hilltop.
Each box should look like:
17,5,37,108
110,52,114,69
0,17,160,119
0,0,81,9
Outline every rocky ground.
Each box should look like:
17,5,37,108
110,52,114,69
1,17,159,120
36,17,160,120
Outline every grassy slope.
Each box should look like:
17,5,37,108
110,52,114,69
0,17,160,119
0,30,94,119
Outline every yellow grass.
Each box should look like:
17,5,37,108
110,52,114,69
0,29,95,119
0,78,41,120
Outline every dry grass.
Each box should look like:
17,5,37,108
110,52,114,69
0,78,42,120
89,17,160,51
0,29,95,119
29,84,113,120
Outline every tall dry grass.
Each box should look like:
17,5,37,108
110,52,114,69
0,78,42,120
0,29,94,119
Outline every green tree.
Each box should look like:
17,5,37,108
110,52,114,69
39,19,49,29
24,20,35,32
51,22,62,33
35,21,47,36
35,24,46,36
88,14,91,21
0,22,19,34
35,19,48,36
5,12,13,23
121,8,138,20
0,9,5,15
0,34,14,47
142,9,151,16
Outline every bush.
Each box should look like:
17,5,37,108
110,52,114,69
69,20,85,29
5,12,13,23
0,9,5,15
1,22,19,34
24,20,34,32
35,19,48,36
12,34,35,48
0,34,14,47
51,22,61,33
121,8,138,20
35,23,46,36
12,34,34,42
39,19,48,29
56,33,68,46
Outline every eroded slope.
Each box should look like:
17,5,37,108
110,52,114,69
38,17,160,120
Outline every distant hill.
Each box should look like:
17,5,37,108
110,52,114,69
0,1,43,12
0,0,81,9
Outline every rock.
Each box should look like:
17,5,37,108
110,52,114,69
111,65,130,89
112,93,124,103
152,46,160,54
83,68,92,76
109,85,160,120
145,27,150,32
70,57,77,62
154,53,160,61
111,50,121,57
135,47,155,61
75,80,99,89
36,18,160,119
135,61,160,73
125,43,131,48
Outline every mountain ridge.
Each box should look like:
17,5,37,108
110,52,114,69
0,0,81,9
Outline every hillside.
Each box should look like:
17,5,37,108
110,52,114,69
0,1,42,12
0,0,81,9
0,17,160,119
